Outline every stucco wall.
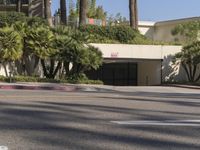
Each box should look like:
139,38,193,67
139,22,184,43
138,60,161,86
153,24,183,42
91,43,187,85
0,64,7,77
140,18,200,42
1,43,197,85
138,21,155,39
91,44,182,60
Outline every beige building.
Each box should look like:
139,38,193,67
0,0,29,14
138,17,200,42
0,0,44,17
87,17,200,86
88,44,183,86
0,41,185,86
0,11,198,85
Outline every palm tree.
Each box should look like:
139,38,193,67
44,0,53,26
60,0,67,25
0,26,23,77
25,26,56,78
129,0,138,29
79,0,87,26
16,0,22,12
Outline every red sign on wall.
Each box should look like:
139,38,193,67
111,52,119,58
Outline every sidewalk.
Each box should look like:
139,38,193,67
0,82,199,92
0,82,78,92
163,84,200,90
0,82,117,92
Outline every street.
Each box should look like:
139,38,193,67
0,86,200,150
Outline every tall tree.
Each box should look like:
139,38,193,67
68,0,77,26
129,0,138,29
79,0,87,26
88,0,96,18
44,0,53,26
16,0,22,12
0,26,23,77
76,0,80,15
174,41,200,82
60,0,67,25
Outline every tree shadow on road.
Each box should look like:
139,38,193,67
0,100,199,150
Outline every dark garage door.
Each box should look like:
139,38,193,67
86,63,137,86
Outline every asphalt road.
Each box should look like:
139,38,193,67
0,86,200,150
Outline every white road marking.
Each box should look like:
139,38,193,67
0,146,8,150
111,120,200,126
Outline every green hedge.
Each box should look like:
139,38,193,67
79,25,153,44
0,75,103,85
0,12,26,27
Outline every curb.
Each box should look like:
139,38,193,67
163,84,200,90
0,84,78,92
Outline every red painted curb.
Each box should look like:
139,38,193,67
0,85,77,92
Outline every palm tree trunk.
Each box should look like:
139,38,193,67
60,0,67,25
16,0,22,12
129,0,138,30
79,0,87,26
44,0,53,26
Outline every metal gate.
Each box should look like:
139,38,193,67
86,62,138,86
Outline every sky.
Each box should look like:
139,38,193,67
51,0,200,22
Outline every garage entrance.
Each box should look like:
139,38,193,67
86,63,137,86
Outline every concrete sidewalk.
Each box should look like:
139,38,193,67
0,82,199,92
0,82,78,92
163,84,200,90
0,82,116,92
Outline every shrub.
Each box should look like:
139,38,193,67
66,74,104,85
79,25,151,44
0,75,103,85
77,79,103,85
0,12,26,27
67,73,88,81
0,75,6,82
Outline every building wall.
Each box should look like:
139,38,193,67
91,43,188,85
139,17,200,42
139,26,154,39
161,46,185,82
153,24,182,42
91,44,165,60
138,21,155,39
138,60,161,86
0,0,43,17
0,64,7,77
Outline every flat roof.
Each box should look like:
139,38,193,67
155,17,200,26
138,21,155,27
139,17,200,27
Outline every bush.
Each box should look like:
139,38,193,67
77,80,103,85
79,25,152,44
66,73,103,85
67,73,88,81
0,75,103,85
0,12,26,27
14,76,38,82
0,75,6,82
